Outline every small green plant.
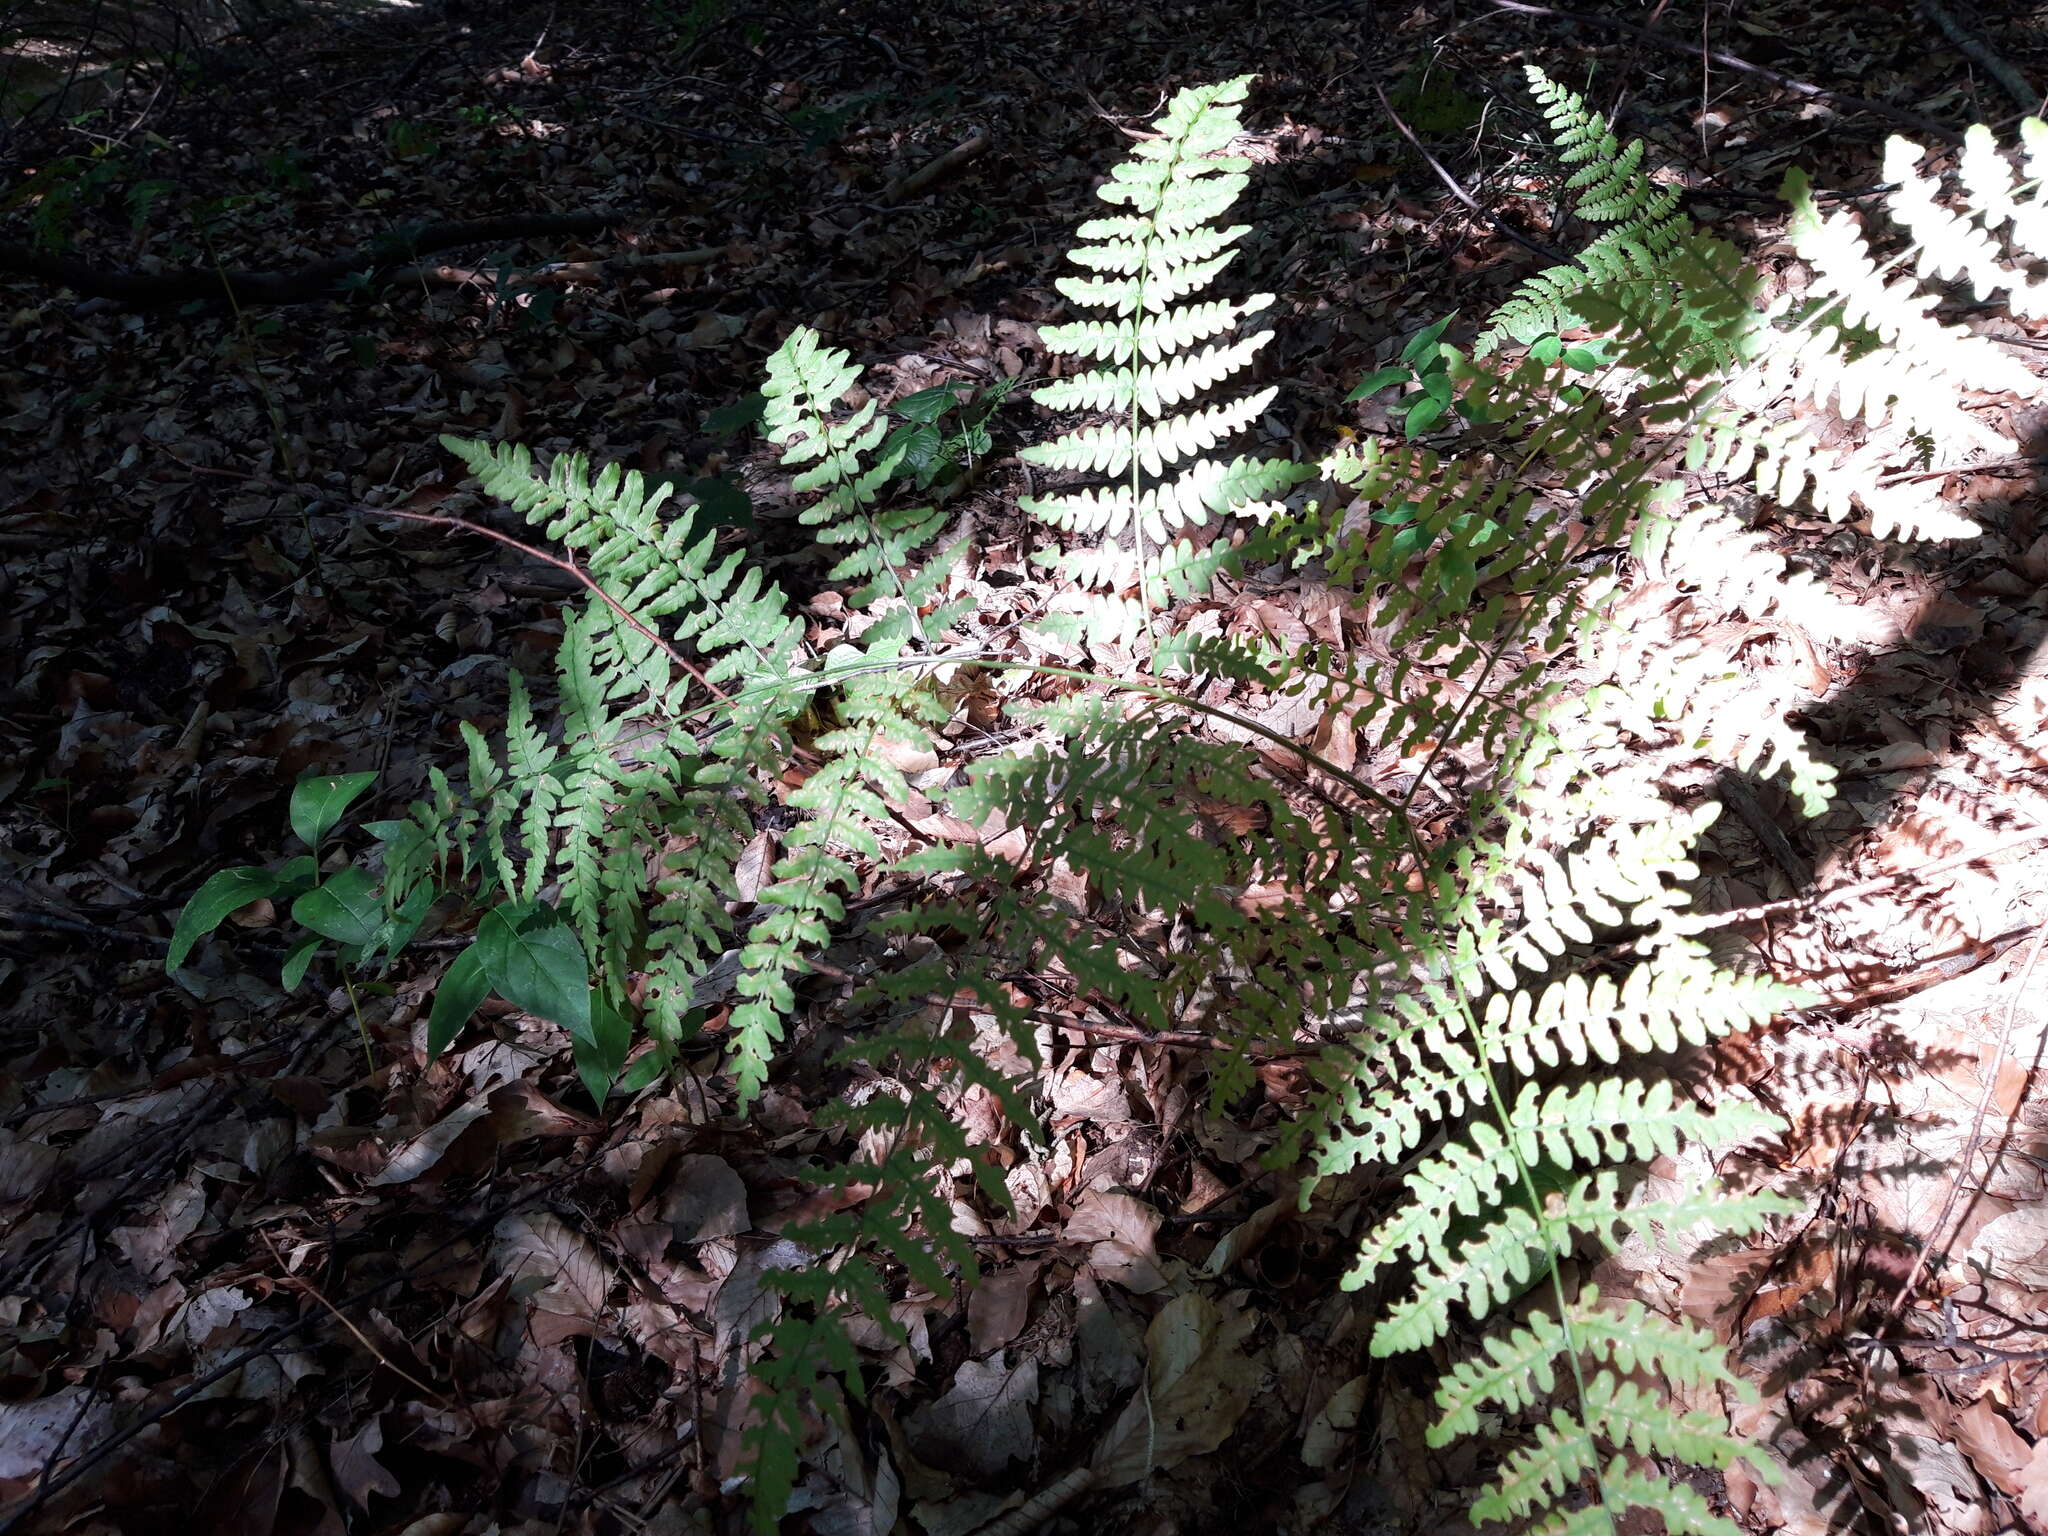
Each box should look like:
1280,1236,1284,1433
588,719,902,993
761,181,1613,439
879,376,1017,491
5,143,170,253
167,772,426,993
1346,310,1463,437
166,770,635,1101
259,146,312,191
384,118,440,161
651,0,728,52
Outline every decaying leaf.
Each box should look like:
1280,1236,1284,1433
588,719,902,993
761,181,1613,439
1092,1290,1259,1488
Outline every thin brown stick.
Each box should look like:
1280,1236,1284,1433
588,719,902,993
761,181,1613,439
1912,0,2040,115
363,506,727,702
1374,83,1568,264
0,210,620,306
881,131,992,205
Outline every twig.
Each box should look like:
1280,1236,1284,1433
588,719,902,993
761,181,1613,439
417,247,730,287
1883,453,2048,484
1912,0,2040,115
881,131,991,205
360,506,728,702
1716,774,1813,887
1482,0,1963,143
1374,84,1568,264
968,1467,1097,1536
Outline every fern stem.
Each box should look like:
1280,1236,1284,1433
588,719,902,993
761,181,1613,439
362,504,730,701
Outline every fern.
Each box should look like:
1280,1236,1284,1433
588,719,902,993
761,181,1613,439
329,74,2048,1536
1492,68,2046,543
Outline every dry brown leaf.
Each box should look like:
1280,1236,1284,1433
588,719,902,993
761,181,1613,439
493,1211,610,1345
906,1357,1039,1480
662,1153,751,1244
364,1100,492,1186
1301,1375,1367,1470
1066,1188,1167,1294
968,1264,1038,1356
1092,1290,1259,1487
329,1416,402,1509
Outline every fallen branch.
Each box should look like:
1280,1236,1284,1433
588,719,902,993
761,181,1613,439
415,244,729,288
1912,0,2041,116
0,209,620,307
1374,83,1568,264
881,131,991,205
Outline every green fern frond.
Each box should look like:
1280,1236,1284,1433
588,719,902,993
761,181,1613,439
1020,76,1275,644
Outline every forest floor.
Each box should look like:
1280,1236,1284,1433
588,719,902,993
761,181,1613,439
5,1,2048,1532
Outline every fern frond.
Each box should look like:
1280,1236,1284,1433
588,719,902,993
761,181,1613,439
1020,76,1275,649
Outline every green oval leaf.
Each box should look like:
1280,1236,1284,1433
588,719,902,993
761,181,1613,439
167,866,282,972
1402,395,1448,438
291,866,382,947
1344,365,1411,402
573,991,633,1106
290,771,378,849
280,933,321,991
427,944,492,1061
476,902,592,1040
893,384,964,423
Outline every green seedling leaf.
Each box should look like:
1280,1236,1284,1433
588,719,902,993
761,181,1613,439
167,866,282,971
360,881,435,969
277,855,319,889
1400,310,1458,366
426,944,492,1061
893,384,964,423
1345,365,1412,402
1562,341,1612,371
615,1048,671,1096
885,422,944,477
1403,395,1449,438
290,771,377,848
688,474,754,529
704,391,767,438
291,867,383,948
281,933,321,991
1529,334,1565,365
476,901,592,1040
573,991,634,1105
